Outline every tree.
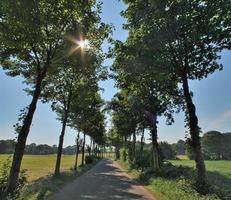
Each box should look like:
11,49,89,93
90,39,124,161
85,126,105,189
159,142,176,160
0,0,105,193
111,41,181,169
0,140,15,154
120,0,231,193
74,130,81,170
172,140,186,155
201,131,231,160
68,76,106,165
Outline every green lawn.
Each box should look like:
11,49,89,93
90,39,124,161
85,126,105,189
0,154,82,181
170,160,231,179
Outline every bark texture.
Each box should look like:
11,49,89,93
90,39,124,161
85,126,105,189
150,123,160,171
7,70,46,193
181,72,207,194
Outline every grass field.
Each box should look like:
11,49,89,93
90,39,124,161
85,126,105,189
170,160,231,179
0,154,82,181
0,154,100,199
118,159,231,200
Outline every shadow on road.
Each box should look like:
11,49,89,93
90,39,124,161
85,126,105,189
48,159,155,200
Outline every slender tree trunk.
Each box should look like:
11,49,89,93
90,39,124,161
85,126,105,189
74,131,80,170
54,112,68,175
181,72,207,194
123,136,127,161
95,145,98,157
90,138,93,156
115,143,120,160
132,131,136,162
150,122,160,171
128,136,132,162
7,70,46,194
92,141,95,156
54,91,72,175
140,126,145,158
81,133,86,166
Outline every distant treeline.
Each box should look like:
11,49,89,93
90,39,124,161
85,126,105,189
158,131,231,160
1,131,231,160
0,141,78,155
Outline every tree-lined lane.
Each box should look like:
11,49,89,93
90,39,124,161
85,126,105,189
48,159,156,200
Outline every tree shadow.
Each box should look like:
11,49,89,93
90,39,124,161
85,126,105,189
48,159,152,200
21,163,95,200
134,163,231,199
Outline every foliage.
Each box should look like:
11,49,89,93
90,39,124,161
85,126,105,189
171,160,231,199
0,157,27,199
159,142,177,160
201,131,231,160
117,0,231,193
18,160,99,200
172,140,186,155
85,156,93,164
118,159,231,200
0,140,15,154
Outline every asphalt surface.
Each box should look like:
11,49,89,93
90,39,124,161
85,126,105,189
47,159,157,200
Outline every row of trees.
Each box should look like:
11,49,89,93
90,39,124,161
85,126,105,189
158,131,231,160
0,0,110,195
108,0,231,195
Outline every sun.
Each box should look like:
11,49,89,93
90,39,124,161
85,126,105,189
66,37,90,56
76,39,90,49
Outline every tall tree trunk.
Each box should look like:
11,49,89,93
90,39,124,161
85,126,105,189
181,72,207,194
150,122,160,171
128,136,132,162
54,91,72,175
54,111,68,175
81,133,86,166
7,70,46,194
140,126,145,158
115,143,120,160
90,138,93,156
92,141,95,156
123,136,127,161
132,131,136,162
74,131,80,170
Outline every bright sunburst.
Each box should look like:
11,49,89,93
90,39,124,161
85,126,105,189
76,39,90,49
67,36,90,56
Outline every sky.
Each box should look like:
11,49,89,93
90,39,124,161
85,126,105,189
0,0,231,147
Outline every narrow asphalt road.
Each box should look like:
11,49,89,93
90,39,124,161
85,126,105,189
48,159,157,200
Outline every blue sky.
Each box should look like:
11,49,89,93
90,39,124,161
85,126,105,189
0,0,231,146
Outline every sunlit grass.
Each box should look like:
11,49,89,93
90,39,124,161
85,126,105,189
117,159,231,200
0,154,82,181
170,160,231,179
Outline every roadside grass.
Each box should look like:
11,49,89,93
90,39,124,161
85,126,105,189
117,160,231,200
170,160,231,179
170,160,231,199
18,160,98,200
0,154,82,181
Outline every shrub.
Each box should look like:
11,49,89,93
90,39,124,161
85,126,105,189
85,156,93,164
0,157,27,199
134,149,152,170
120,148,127,161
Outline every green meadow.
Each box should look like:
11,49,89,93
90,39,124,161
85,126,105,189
118,159,231,200
0,154,82,182
170,160,231,179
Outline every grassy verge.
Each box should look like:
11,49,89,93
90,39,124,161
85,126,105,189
170,160,231,198
18,159,99,200
117,160,228,200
